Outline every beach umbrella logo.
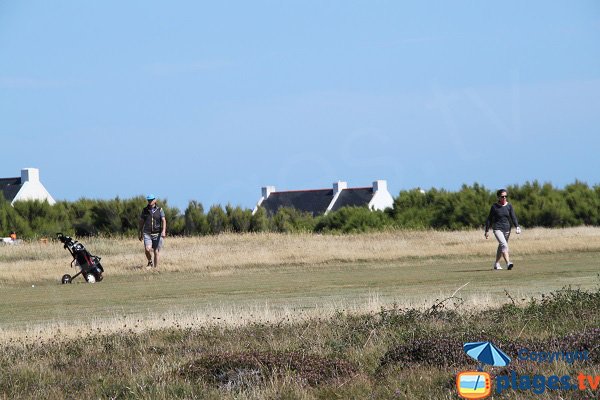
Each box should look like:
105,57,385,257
456,342,511,399
463,341,511,368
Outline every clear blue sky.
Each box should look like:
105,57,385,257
2,1,599,211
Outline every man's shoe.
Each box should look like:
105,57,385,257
146,260,153,269
507,263,514,270
494,263,503,270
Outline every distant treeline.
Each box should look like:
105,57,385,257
1,181,599,238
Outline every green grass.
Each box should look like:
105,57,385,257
1,251,598,333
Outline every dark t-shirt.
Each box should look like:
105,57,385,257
485,203,519,233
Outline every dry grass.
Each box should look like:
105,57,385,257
2,227,600,282
1,227,599,343
1,229,599,399
0,293,390,343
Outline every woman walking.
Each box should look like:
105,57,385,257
485,189,521,270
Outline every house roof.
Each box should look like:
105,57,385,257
260,188,334,216
259,186,378,216
255,180,393,216
0,177,22,203
330,187,374,212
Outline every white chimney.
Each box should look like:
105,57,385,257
333,181,347,195
253,186,276,215
368,179,393,211
262,186,276,199
21,168,40,183
373,180,387,192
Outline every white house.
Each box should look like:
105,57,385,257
0,168,56,205
253,180,394,216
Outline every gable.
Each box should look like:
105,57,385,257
0,169,56,205
330,187,374,212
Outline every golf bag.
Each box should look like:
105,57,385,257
57,233,104,283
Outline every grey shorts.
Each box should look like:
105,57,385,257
493,230,510,252
143,233,163,250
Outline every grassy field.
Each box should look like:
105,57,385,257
0,227,599,339
0,228,599,398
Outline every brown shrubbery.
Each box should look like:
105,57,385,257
379,328,600,371
178,350,357,388
0,286,599,398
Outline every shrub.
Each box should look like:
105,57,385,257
207,205,229,234
178,350,357,387
227,205,252,233
271,207,315,233
315,207,393,233
4,179,600,238
249,207,269,232
184,201,208,235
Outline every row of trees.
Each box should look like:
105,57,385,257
2,181,600,239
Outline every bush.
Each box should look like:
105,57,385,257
227,205,252,233
271,207,315,233
207,205,229,234
250,207,269,233
184,201,208,235
389,188,435,228
178,350,357,387
316,207,393,233
0,193,32,237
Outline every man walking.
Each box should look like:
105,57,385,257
138,194,166,268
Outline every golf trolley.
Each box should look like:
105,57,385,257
57,233,104,284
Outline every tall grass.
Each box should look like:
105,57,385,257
0,286,598,399
2,227,600,282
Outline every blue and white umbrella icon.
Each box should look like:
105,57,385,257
463,341,511,368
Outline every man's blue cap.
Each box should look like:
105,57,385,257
146,194,156,201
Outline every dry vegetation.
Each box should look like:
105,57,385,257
2,227,600,283
1,227,599,343
1,229,599,398
1,286,598,399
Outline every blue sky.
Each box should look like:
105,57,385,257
2,1,599,211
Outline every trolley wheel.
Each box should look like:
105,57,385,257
85,273,96,283
61,274,72,284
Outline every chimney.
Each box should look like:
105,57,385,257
21,168,40,183
373,180,387,192
333,181,347,195
262,186,276,199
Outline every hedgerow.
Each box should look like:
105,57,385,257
2,180,600,238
